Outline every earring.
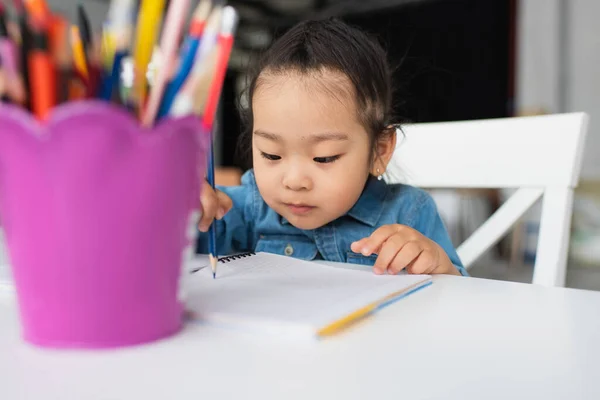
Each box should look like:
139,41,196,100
376,168,383,181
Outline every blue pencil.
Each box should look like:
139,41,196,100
207,127,218,278
156,36,201,119
157,1,214,119
99,50,128,101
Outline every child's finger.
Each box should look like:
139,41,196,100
387,241,423,275
406,249,437,275
372,234,406,274
350,238,366,253
354,224,406,256
215,190,233,219
198,185,218,232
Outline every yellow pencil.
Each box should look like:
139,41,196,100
70,25,88,79
316,281,429,337
132,0,166,111
100,29,117,72
316,303,376,337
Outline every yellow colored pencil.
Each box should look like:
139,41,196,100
100,29,117,71
70,25,88,79
132,0,166,111
316,281,429,337
316,303,376,337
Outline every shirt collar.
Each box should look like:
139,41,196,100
346,175,388,226
280,175,388,227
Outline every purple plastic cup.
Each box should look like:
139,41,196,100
0,101,208,348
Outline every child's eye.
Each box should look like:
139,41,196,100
313,155,341,164
260,151,281,161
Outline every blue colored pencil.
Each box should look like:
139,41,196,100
156,36,200,119
99,50,128,101
207,126,218,278
156,1,213,119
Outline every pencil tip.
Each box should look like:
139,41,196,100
209,254,218,278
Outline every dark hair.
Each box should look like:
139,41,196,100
238,18,396,163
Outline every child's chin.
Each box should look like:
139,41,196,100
284,214,333,231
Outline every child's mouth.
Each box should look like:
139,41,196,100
285,203,315,215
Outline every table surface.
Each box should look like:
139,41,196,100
1,264,600,400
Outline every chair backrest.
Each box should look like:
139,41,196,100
385,112,589,286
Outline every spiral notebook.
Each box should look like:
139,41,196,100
185,252,432,338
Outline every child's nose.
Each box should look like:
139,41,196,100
282,166,312,191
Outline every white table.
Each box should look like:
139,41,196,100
1,271,600,400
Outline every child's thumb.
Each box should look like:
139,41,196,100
215,190,233,219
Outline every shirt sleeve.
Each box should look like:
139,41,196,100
195,171,256,255
416,193,469,277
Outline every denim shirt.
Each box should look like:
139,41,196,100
196,170,468,276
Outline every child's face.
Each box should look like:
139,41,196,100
251,70,373,230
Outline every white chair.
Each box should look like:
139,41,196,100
386,112,589,287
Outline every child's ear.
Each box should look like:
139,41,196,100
370,125,397,176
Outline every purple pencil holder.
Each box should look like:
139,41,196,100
0,101,208,348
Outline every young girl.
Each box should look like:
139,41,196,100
197,18,467,276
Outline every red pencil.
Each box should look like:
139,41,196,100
201,6,238,130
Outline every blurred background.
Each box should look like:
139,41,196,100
32,0,600,287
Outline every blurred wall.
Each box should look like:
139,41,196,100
518,0,600,180
568,0,600,180
516,0,560,114
47,0,107,30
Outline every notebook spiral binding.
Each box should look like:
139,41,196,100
218,252,256,263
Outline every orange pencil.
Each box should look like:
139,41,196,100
48,14,67,57
24,0,51,24
48,15,70,103
28,26,56,120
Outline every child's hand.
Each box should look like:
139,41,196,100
198,180,233,232
351,224,460,276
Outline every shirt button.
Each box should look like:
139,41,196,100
284,244,294,256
